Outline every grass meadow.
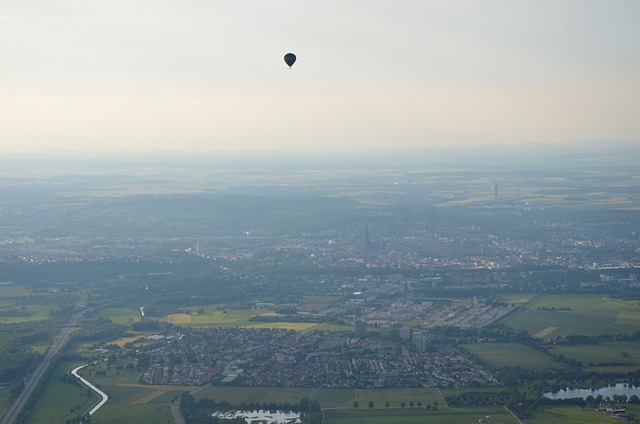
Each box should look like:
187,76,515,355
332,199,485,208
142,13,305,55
0,285,33,297
461,342,560,369
549,341,640,373
195,386,350,407
29,360,98,424
0,304,58,324
324,406,518,424
503,294,640,338
167,308,257,327
95,307,142,325
91,402,174,424
242,322,321,331
29,358,636,424
525,406,623,424
26,335,50,354
165,306,339,331
0,388,12,421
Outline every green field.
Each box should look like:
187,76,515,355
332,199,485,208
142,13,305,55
549,341,640,373
78,361,141,386
525,406,623,424
29,361,98,423
302,295,343,303
92,402,174,424
0,285,33,297
167,308,260,327
325,406,518,423
244,322,322,331
337,388,444,408
503,295,640,337
0,304,58,324
498,294,536,305
196,386,353,408
165,307,339,331
95,307,142,325
462,342,560,369
26,336,50,354
0,386,12,421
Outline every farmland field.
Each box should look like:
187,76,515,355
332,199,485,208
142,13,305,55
503,295,640,337
324,406,519,424
0,285,33,297
166,307,332,330
94,307,142,325
28,361,98,423
91,402,174,424
336,388,444,408
498,294,535,305
243,322,320,331
462,342,560,369
525,406,623,424
195,386,353,408
0,304,58,324
26,336,50,354
549,341,640,373
167,308,264,327
0,389,11,421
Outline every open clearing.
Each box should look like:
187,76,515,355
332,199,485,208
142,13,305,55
94,307,141,325
110,335,146,347
525,406,622,424
503,294,640,337
324,406,518,424
462,343,560,369
195,386,353,408
28,361,98,423
549,341,640,373
243,322,319,331
532,326,558,339
131,390,168,404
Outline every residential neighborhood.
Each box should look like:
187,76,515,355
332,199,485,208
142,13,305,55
138,327,500,389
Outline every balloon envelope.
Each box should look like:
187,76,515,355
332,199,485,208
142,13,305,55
284,53,296,68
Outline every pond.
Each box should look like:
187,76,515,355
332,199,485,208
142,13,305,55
543,383,640,400
211,409,302,423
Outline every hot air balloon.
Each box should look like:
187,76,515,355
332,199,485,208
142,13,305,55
284,52,296,68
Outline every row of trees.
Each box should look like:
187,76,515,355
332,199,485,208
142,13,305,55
352,400,438,410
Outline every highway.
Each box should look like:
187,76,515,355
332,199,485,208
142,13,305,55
0,308,94,424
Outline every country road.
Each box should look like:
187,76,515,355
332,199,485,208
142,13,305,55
0,307,97,424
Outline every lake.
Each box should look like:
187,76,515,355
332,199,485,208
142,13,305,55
211,409,302,423
543,384,640,400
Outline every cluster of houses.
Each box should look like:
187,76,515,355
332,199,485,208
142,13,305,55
138,327,500,388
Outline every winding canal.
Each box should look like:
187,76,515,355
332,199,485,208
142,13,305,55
71,365,109,416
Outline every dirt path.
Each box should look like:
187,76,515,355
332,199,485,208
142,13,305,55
115,383,199,391
132,390,167,404
437,388,448,407
503,405,524,423
170,402,185,424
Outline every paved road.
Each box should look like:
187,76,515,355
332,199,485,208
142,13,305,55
0,307,94,424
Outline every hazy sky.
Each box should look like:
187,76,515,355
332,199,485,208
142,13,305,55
1,1,639,152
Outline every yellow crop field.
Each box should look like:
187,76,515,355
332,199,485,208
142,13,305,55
244,322,319,331
615,311,640,325
533,326,558,339
167,313,192,324
110,336,146,347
